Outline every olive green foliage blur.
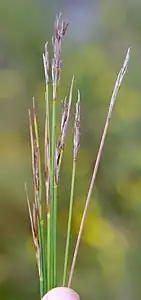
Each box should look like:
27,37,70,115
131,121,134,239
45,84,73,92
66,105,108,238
1,1,141,300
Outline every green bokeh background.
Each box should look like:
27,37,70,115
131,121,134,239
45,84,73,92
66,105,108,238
0,1,141,299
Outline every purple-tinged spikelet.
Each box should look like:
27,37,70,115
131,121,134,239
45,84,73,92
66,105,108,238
43,42,49,84
52,13,68,100
73,91,80,160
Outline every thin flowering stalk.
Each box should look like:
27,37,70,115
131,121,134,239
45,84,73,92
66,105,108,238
44,114,51,291
68,47,131,287
28,110,40,226
50,52,57,290
63,91,80,286
49,14,68,288
43,41,51,291
50,97,56,288
51,18,60,286
28,110,44,297
44,110,51,291
32,98,42,216
32,99,47,293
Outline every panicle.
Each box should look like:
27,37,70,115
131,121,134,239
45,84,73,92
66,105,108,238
33,139,40,192
52,13,68,86
55,77,74,182
73,91,80,160
43,42,49,84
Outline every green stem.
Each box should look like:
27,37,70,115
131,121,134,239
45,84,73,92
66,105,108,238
40,220,46,294
47,212,51,290
36,200,44,297
45,83,51,291
33,100,47,294
63,160,76,286
50,99,56,289
39,277,44,299
53,183,57,287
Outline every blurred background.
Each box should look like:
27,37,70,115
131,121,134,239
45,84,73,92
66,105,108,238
0,0,141,299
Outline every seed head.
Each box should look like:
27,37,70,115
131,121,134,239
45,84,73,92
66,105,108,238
73,90,80,160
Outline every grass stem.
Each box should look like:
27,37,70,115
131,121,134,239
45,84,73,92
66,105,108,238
50,98,56,288
63,160,76,286
45,82,51,291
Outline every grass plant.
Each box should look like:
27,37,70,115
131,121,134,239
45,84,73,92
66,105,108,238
25,14,131,299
